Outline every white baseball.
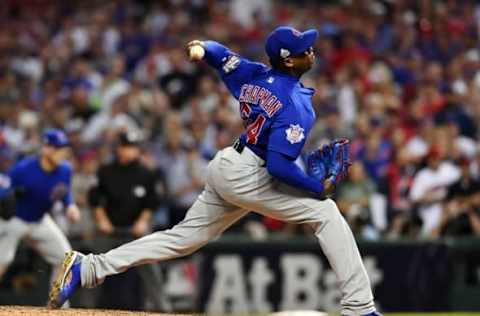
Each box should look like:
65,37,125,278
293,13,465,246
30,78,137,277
189,45,205,60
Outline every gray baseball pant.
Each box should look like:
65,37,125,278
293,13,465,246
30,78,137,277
80,146,375,315
0,214,72,268
0,214,72,307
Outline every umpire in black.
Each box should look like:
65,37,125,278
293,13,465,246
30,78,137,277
88,130,166,311
90,130,156,236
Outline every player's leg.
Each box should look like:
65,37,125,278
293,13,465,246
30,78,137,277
28,214,72,306
79,186,248,288
0,217,29,280
281,196,375,316
28,214,72,276
48,151,250,308
230,189,374,315
211,147,376,316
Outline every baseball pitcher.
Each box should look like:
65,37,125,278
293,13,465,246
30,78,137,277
49,26,380,316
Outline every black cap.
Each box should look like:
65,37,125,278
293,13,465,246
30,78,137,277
118,130,144,146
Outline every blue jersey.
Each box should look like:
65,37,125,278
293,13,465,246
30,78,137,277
8,156,73,222
204,41,316,161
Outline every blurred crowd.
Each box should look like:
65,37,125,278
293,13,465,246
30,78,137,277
2,0,480,241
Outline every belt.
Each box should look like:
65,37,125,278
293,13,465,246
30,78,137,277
232,138,266,167
233,138,245,154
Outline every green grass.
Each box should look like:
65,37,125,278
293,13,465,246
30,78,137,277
327,314,480,316
326,314,480,316
229,313,480,316
244,313,480,316
385,314,480,316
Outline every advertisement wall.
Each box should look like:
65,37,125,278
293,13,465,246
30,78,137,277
198,238,453,314
2,237,480,313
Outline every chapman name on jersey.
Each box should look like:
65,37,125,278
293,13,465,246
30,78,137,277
238,84,283,118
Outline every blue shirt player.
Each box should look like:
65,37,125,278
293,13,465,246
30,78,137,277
50,26,380,316
0,129,80,286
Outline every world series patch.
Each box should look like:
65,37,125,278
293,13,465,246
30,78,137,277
285,124,305,144
222,55,240,74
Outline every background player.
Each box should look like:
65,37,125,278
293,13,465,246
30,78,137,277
49,26,380,316
0,129,80,282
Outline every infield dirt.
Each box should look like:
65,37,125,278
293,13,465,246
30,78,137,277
0,306,197,316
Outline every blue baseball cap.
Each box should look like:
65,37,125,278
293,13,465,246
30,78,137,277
43,129,70,148
265,26,318,61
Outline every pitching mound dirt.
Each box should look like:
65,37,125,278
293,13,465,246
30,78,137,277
0,306,194,316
